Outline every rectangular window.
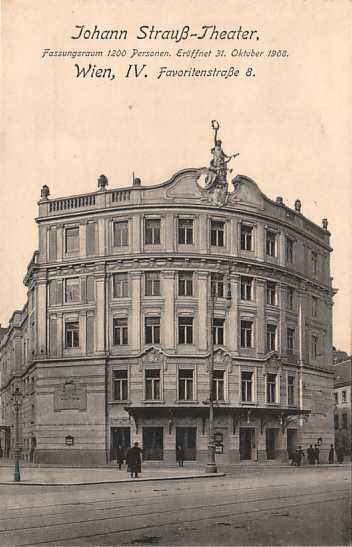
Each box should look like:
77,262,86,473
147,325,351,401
65,321,79,348
145,219,161,245
287,328,295,354
241,277,252,301
267,373,277,403
212,370,224,401
311,335,319,360
113,221,128,247
342,391,347,402
241,371,253,402
178,369,194,401
113,318,128,345
213,318,224,346
342,414,348,429
334,392,338,404
285,237,294,264
210,220,225,247
334,414,339,429
287,287,294,310
113,370,128,401
178,219,193,245
267,281,277,306
312,296,318,318
145,272,160,296
65,227,79,253
145,317,160,345
311,251,318,276
64,278,80,303
267,324,277,352
113,273,129,298
240,320,253,348
288,375,295,405
178,317,193,344
178,271,193,297
266,231,277,257
145,369,161,400
240,224,253,251
211,274,224,298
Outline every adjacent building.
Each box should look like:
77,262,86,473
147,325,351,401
0,127,336,465
333,358,351,457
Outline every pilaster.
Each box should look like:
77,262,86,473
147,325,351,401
228,273,240,354
95,274,106,353
131,271,142,351
162,270,176,351
256,279,266,355
36,277,47,355
79,221,87,259
57,224,63,261
197,270,208,352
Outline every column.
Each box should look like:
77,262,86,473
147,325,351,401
279,283,286,357
278,232,285,267
36,277,47,356
131,271,142,352
230,218,239,257
79,311,87,355
98,218,105,256
57,312,63,357
95,274,106,353
199,215,208,254
132,215,141,253
79,221,87,258
256,279,266,355
164,215,175,252
162,271,175,352
57,224,63,261
256,223,264,261
228,273,239,354
197,271,208,352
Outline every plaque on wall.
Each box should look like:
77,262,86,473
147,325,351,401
54,380,87,412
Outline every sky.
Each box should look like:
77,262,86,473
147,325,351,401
1,0,351,351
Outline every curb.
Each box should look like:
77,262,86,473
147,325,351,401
0,472,225,486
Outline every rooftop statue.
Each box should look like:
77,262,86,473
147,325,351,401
205,120,239,191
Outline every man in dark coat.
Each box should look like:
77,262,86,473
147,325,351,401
328,444,335,464
296,446,305,466
126,442,143,478
314,444,320,464
307,444,314,465
176,445,184,467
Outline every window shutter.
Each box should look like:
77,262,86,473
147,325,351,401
56,280,63,305
49,280,57,306
49,316,57,356
48,227,57,261
86,315,94,354
86,222,96,256
87,276,95,302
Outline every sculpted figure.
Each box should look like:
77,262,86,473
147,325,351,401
205,120,239,190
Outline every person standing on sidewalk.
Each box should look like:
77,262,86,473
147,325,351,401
328,444,335,464
126,442,143,478
307,444,314,465
314,444,320,464
176,445,184,467
116,445,124,470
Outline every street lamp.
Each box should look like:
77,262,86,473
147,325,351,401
12,387,22,482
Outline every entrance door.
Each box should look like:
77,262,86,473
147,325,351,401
111,427,130,461
287,429,297,459
176,427,196,460
240,428,255,460
266,428,278,460
143,427,163,460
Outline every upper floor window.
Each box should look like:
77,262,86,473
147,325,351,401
145,369,161,400
334,392,338,404
311,335,319,360
113,273,129,298
178,317,193,344
334,414,339,429
65,227,79,253
145,219,160,245
241,371,253,402
65,278,80,303
213,318,224,346
145,272,160,297
266,373,277,403
240,224,253,251
241,277,252,301
285,237,294,264
267,282,277,306
113,370,128,401
65,321,79,348
287,287,294,311
212,370,224,401
287,328,295,354
210,220,225,247
266,324,277,352
178,271,193,297
211,274,224,298
178,369,194,401
113,317,128,345
266,231,277,257
145,317,160,345
287,375,295,405
312,296,318,318
240,320,253,348
113,220,128,247
311,251,318,276
342,414,348,429
178,219,193,245
342,390,347,402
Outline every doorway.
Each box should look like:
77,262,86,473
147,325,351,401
287,429,297,459
176,427,197,460
266,428,279,460
240,428,255,460
143,427,164,460
111,427,130,461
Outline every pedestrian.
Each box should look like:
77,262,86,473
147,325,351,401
126,442,143,478
307,444,314,465
176,445,184,467
337,446,344,464
314,444,320,464
296,446,304,466
328,444,334,464
116,445,124,470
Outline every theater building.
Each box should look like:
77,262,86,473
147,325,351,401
0,127,336,465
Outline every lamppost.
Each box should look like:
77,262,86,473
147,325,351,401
12,387,22,482
206,272,232,473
